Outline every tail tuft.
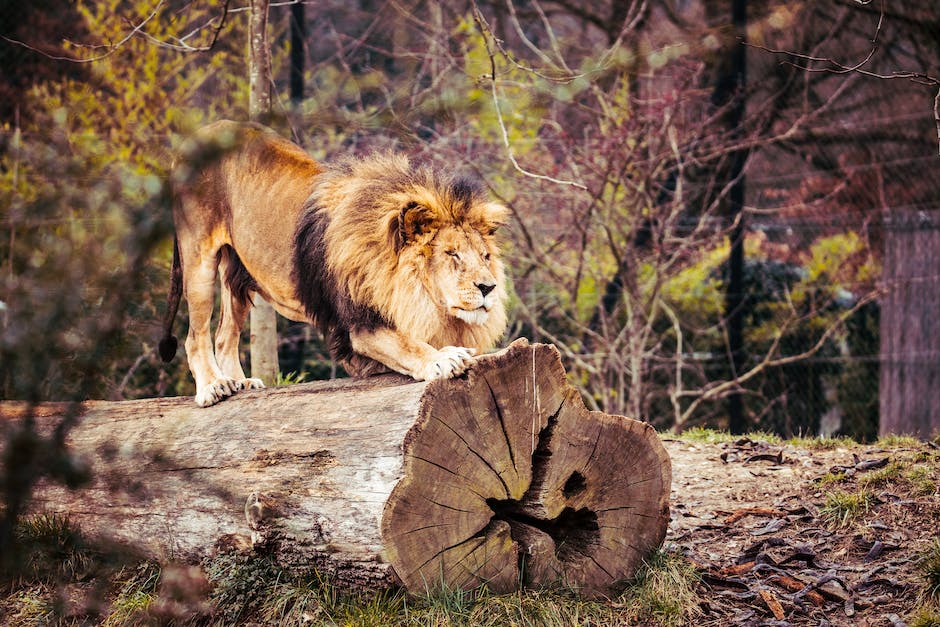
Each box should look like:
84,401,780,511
158,335,178,363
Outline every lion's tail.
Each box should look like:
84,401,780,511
158,236,182,362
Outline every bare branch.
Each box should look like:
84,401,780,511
471,4,587,190
2,1,164,63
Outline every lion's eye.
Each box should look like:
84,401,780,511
446,250,460,259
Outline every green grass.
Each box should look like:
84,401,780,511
919,540,940,602
615,548,702,627
674,427,780,445
275,370,308,386
877,434,923,448
11,513,95,585
910,540,940,627
102,563,160,626
908,605,940,627
816,471,848,487
786,435,856,450
856,457,938,496
2,514,701,626
0,585,57,625
193,547,702,626
906,465,938,497
819,489,875,528
858,460,904,489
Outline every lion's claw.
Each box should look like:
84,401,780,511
420,346,477,381
195,377,237,407
236,378,265,391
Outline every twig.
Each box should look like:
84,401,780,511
2,1,164,63
471,5,587,190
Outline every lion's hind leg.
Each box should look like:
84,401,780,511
181,238,238,407
216,246,265,393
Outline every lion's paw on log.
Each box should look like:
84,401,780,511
4,339,671,598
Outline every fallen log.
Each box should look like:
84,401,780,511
1,339,671,597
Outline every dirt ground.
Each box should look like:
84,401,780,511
662,435,939,626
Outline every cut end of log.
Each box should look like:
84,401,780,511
382,339,672,598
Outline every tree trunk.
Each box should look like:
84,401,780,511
2,340,671,597
247,0,278,385
879,210,940,438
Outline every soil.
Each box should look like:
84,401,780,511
663,436,940,626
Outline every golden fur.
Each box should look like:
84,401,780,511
160,120,508,406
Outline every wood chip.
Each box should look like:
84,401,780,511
759,589,786,620
770,575,826,607
714,561,756,576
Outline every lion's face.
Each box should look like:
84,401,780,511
427,225,503,326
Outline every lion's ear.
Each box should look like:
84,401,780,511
394,201,440,250
479,202,509,235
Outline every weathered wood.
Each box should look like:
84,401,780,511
1,340,671,597
880,210,940,438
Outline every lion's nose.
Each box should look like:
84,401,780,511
477,282,496,297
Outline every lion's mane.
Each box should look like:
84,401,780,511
292,154,507,375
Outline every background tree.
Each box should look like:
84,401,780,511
246,0,279,386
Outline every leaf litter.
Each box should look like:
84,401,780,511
663,435,939,625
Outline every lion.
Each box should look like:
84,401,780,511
158,120,508,407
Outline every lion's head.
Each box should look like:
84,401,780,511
312,154,509,353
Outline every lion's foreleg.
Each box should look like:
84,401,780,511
350,327,476,381
183,255,238,407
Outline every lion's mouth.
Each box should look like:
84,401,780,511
453,306,490,324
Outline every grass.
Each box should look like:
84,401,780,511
275,370,308,386
819,489,875,527
0,586,57,625
855,456,938,496
786,435,856,450
12,513,95,585
876,434,924,448
858,460,905,489
908,606,940,627
614,548,702,627
816,471,848,487
674,427,779,445
675,428,863,450
102,563,160,626
1,514,703,627
919,540,940,602
202,547,702,626
909,541,940,627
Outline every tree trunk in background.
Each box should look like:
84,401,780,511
248,0,278,385
2,341,671,598
879,210,940,438
717,0,748,434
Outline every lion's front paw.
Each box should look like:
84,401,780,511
195,378,237,407
236,378,265,391
418,346,477,381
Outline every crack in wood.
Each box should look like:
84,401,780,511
408,453,490,502
431,414,512,499
482,374,516,474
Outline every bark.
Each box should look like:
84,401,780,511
247,0,278,385
1,340,671,597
